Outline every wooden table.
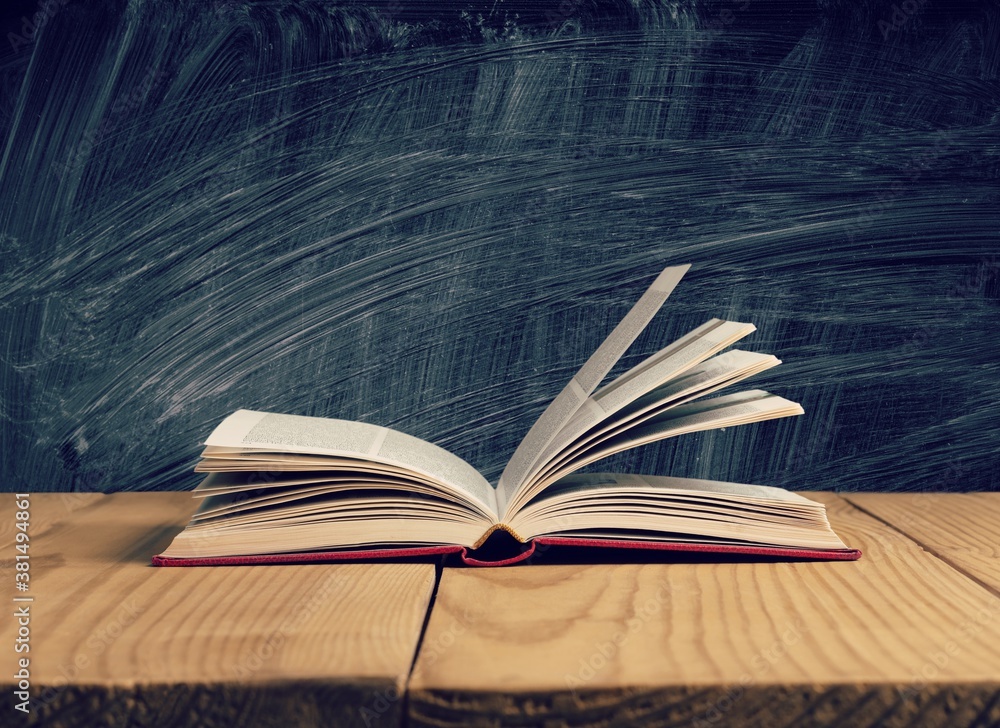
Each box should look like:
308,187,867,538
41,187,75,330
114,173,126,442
2,493,998,727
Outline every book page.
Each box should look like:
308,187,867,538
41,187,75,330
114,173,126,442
191,492,484,529
205,409,498,518
597,350,779,427
520,390,804,498
190,476,480,520
496,264,690,515
507,473,847,550
512,320,758,510
192,473,480,517
521,472,818,506
516,350,780,505
160,513,488,558
587,320,756,415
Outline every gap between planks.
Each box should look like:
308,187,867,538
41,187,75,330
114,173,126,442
401,560,444,728
843,493,1000,602
403,492,1000,727
399,492,999,694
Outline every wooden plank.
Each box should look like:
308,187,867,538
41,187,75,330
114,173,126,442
0,494,436,728
409,493,1000,727
844,493,1000,595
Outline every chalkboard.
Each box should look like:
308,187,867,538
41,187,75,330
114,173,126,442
1,0,997,493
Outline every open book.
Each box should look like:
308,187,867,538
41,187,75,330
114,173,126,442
154,265,859,566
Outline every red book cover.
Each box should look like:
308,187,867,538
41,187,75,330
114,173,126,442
152,539,862,567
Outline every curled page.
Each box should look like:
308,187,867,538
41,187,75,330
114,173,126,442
505,349,780,515
504,319,757,512
497,264,690,518
528,390,805,494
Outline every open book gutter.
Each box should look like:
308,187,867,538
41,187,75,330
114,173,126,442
154,264,860,566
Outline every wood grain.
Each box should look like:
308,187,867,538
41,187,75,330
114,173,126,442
0,494,436,728
408,493,1000,727
844,493,1000,596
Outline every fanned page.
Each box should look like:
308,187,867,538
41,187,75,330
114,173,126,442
545,390,802,490
496,264,690,514
202,409,497,518
503,351,786,515
507,390,803,516
508,473,850,552
502,319,761,518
